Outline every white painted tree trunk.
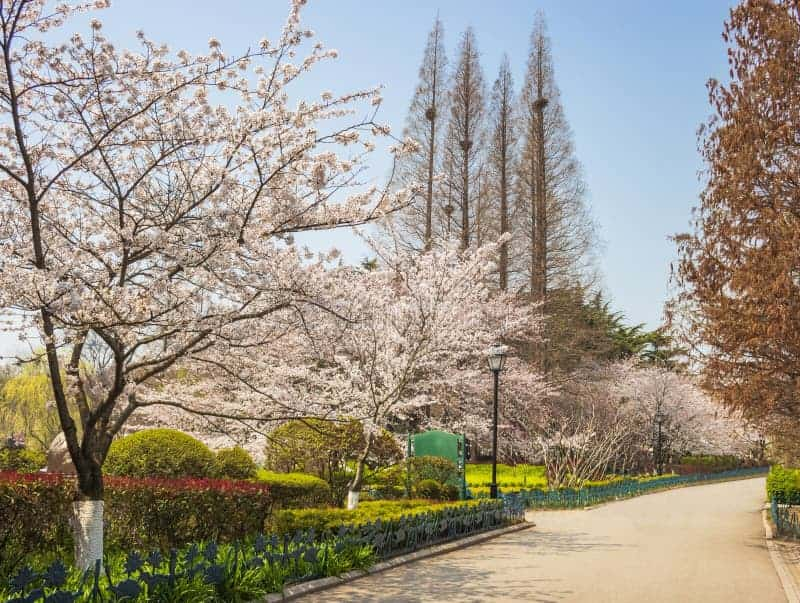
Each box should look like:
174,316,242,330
72,500,104,571
346,489,360,510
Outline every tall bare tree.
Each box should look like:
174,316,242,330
446,28,486,250
487,55,516,290
395,17,449,251
516,14,597,297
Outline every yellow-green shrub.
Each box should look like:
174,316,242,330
213,446,257,480
105,429,216,478
255,469,331,507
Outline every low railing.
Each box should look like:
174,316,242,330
771,497,800,539
498,466,769,510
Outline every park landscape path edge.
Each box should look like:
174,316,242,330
260,521,534,602
763,505,800,603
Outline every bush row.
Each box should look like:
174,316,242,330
105,429,258,480
0,469,328,577
270,499,480,535
767,465,800,504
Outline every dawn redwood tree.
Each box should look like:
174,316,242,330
516,14,598,372
487,55,516,291
0,0,411,568
394,16,448,252
671,0,800,434
446,28,486,251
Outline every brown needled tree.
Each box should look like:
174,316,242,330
446,27,486,251
488,55,517,291
395,17,449,252
671,0,800,443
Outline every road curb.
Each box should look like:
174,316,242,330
763,505,800,603
262,521,534,602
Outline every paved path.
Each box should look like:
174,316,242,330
298,477,786,602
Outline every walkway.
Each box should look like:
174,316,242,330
298,477,786,602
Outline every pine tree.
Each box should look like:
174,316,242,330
487,54,516,290
394,17,449,251
446,28,486,250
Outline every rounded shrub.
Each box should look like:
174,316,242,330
415,479,443,500
105,429,215,478
213,447,257,480
0,447,46,473
441,483,460,501
409,456,458,486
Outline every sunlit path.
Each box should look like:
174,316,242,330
298,477,785,603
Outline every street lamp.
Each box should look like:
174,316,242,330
487,344,507,499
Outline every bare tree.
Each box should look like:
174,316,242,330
487,55,517,290
394,17,449,251
515,14,598,296
445,28,486,251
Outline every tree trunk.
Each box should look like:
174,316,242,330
347,432,374,510
72,453,105,571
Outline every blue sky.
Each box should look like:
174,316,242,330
0,1,738,356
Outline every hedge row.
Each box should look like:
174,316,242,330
0,469,327,577
270,499,479,535
767,465,800,504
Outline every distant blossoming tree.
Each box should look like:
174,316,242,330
0,0,413,567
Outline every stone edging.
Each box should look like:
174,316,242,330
262,521,533,602
762,504,800,603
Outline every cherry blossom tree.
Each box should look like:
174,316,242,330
289,240,541,508
0,0,414,568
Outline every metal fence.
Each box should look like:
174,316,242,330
499,466,769,510
771,497,800,539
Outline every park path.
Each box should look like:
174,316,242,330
298,477,786,602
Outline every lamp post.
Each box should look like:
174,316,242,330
487,344,507,499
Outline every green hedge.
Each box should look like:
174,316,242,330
767,465,800,504
255,470,331,507
0,471,276,577
0,447,46,473
270,499,476,535
213,446,257,480
105,429,216,478
679,455,743,473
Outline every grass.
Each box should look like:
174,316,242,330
465,463,547,489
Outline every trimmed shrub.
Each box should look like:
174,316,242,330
0,471,276,575
270,499,475,535
105,429,215,478
264,418,401,504
255,470,331,508
441,483,460,501
0,447,46,473
678,454,743,474
409,456,458,486
213,446,257,480
0,471,72,578
767,465,800,504
415,478,443,500
105,476,273,551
